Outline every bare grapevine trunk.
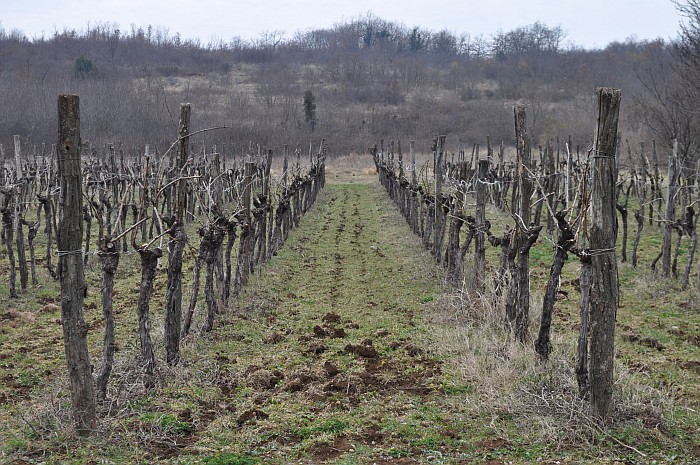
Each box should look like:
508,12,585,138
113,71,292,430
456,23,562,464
136,247,161,389
163,103,190,366
535,212,575,360
182,244,205,338
96,237,120,401
223,219,238,303
164,222,186,365
204,223,226,331
576,255,592,398
682,207,697,290
2,194,17,298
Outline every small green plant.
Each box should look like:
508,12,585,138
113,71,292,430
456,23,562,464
3,438,27,452
202,452,259,465
387,446,411,457
297,418,348,438
140,412,193,435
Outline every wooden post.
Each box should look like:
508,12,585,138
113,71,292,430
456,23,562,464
14,135,23,180
497,141,506,209
176,103,190,223
661,140,679,277
514,104,534,342
652,140,661,225
164,103,190,365
233,161,255,296
282,144,289,189
589,87,621,420
410,140,419,234
13,135,28,291
108,144,118,234
632,142,647,267
474,159,489,290
57,94,96,435
434,135,446,264
410,140,416,187
566,136,573,208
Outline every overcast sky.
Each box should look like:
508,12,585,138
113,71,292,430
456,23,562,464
2,0,682,49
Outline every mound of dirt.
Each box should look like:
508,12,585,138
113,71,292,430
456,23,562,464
313,324,346,339
245,366,284,390
322,312,342,324
345,339,378,358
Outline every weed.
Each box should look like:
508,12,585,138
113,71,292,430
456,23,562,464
297,418,349,439
202,452,259,465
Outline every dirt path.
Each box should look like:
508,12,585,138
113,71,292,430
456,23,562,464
188,178,463,464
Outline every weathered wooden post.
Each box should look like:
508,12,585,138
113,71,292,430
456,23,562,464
164,103,190,365
513,104,535,342
589,87,621,420
566,136,573,208
409,141,416,186
57,94,96,435
233,161,255,296
631,142,647,267
434,135,446,264
14,135,28,291
652,140,661,225
474,159,489,290
661,140,679,277
409,140,419,234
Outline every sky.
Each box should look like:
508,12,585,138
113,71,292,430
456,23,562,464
1,0,683,49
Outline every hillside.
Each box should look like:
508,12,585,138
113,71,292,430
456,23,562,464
0,19,664,158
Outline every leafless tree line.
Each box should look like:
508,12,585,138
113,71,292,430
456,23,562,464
0,15,669,158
